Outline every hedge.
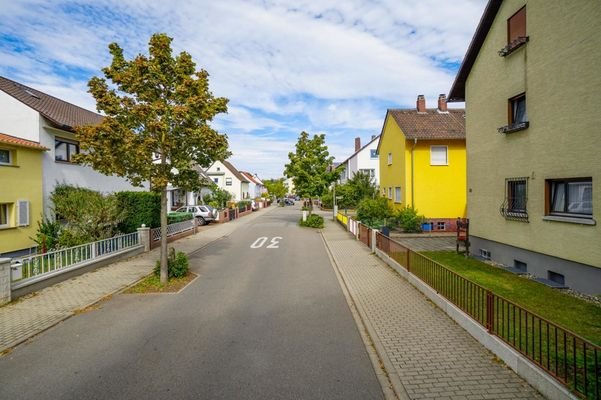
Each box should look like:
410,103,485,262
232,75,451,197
116,191,161,233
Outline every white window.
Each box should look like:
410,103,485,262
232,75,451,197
395,187,401,203
437,221,446,230
0,203,10,228
359,169,375,178
17,200,30,226
388,187,392,199
430,146,448,165
387,152,392,165
225,177,232,186
0,149,11,165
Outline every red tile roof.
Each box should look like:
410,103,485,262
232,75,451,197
0,133,48,151
221,160,249,183
240,171,259,185
387,109,465,140
0,76,103,131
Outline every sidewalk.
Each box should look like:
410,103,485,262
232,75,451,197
0,207,274,354
320,217,544,400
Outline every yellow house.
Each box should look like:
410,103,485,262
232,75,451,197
0,133,47,256
377,94,466,231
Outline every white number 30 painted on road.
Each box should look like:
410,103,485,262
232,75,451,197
250,236,282,249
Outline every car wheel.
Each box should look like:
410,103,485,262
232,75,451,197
198,217,207,226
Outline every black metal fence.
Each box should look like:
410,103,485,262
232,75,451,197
374,232,600,399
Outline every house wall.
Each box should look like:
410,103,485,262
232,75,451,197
465,1,601,283
206,161,243,200
39,122,147,215
0,92,40,142
406,140,467,219
347,140,380,186
0,145,44,255
378,115,407,211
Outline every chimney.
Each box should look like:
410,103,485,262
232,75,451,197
416,94,426,113
355,137,361,152
437,93,448,112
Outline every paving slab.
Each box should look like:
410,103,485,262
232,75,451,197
321,217,544,400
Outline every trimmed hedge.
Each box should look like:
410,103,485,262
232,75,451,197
167,212,194,224
116,191,161,233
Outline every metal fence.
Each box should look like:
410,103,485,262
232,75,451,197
358,222,371,248
151,219,195,242
11,232,140,289
374,232,600,399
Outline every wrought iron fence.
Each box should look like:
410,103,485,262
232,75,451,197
151,219,195,242
11,232,140,288
374,232,600,399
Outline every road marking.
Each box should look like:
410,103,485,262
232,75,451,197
250,236,283,249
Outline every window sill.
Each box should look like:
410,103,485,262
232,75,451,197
498,121,529,134
542,215,596,226
498,36,529,57
0,164,19,168
0,226,17,231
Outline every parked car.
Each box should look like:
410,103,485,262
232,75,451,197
284,198,294,206
174,205,218,225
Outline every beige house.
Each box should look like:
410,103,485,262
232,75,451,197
448,0,601,294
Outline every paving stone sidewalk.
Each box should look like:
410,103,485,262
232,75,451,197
0,207,274,354
321,218,544,400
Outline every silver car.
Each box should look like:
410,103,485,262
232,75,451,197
175,205,218,225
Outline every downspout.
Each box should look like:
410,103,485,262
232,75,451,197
411,138,417,207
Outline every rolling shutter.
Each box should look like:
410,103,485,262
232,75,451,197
17,200,30,226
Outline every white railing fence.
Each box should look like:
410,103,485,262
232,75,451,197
11,232,140,289
151,219,195,242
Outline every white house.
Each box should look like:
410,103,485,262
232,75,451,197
0,76,147,215
166,166,214,210
206,160,250,201
337,135,380,186
285,177,295,196
240,171,266,198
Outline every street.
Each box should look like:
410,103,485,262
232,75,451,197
0,205,384,400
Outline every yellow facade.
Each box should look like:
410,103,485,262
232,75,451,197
0,141,46,255
378,113,467,220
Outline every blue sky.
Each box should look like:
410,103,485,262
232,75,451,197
0,0,486,179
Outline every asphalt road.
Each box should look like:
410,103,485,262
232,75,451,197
0,206,384,400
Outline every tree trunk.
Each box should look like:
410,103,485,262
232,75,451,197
160,187,168,285
308,197,313,215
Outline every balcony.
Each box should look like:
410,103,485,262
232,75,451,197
498,36,529,57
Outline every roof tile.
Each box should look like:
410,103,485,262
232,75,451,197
388,109,465,140
0,133,48,150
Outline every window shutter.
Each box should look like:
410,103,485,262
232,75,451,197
17,200,29,226
431,146,448,165
508,6,526,43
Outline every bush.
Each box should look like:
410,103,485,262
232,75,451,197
32,217,62,252
167,212,194,224
154,248,189,279
356,197,393,228
238,200,251,211
299,214,324,228
116,191,161,233
394,207,425,233
320,193,333,209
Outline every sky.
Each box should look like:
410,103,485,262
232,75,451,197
0,0,486,179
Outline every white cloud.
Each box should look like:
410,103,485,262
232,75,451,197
0,0,485,177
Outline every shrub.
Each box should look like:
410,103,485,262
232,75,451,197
167,212,194,224
32,217,62,252
320,192,333,209
238,200,251,211
356,197,393,228
394,207,425,233
299,214,324,228
116,191,161,233
51,184,123,246
154,248,189,279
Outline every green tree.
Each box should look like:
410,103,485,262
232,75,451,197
203,186,232,208
356,197,393,228
263,178,287,199
284,131,336,213
75,33,230,284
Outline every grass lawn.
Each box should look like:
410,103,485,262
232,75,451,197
422,251,601,346
125,272,197,294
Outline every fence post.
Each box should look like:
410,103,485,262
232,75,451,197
0,258,12,305
193,217,198,233
486,290,494,333
356,222,360,240
137,225,151,252
371,229,377,253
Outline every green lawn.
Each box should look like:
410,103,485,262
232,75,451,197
422,251,601,346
